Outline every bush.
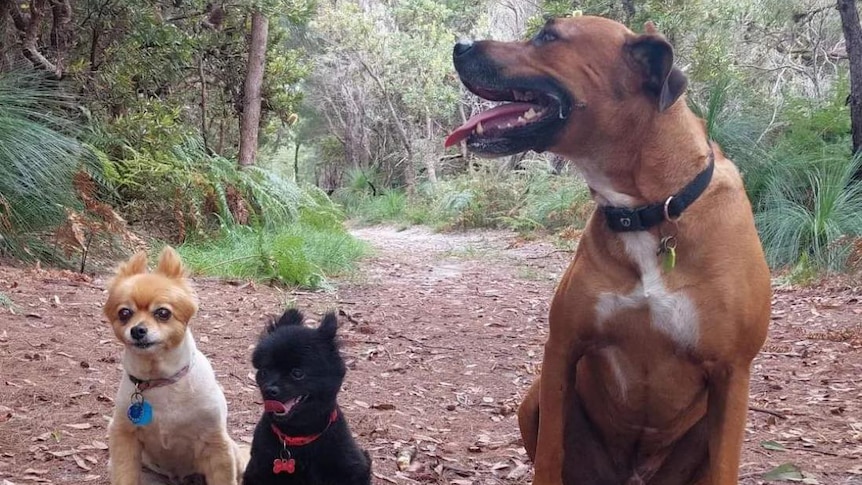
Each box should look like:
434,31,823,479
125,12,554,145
176,217,367,289
431,160,592,232
0,69,108,261
756,154,862,273
338,160,593,233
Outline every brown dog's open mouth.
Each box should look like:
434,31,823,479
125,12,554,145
445,80,571,155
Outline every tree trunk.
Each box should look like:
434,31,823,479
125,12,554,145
294,141,301,182
424,112,438,184
838,0,862,170
238,11,269,167
199,57,210,153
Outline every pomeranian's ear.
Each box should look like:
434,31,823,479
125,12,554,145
318,312,338,340
155,246,185,279
265,308,304,334
115,251,148,278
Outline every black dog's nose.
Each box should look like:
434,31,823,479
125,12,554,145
454,40,474,57
264,386,280,399
130,325,148,341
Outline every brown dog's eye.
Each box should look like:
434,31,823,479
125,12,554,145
153,308,172,321
533,29,558,46
290,368,305,380
118,308,133,322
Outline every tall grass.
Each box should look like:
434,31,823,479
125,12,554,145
177,217,367,289
339,160,593,232
0,69,101,257
756,154,862,272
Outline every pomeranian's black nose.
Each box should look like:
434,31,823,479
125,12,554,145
130,325,148,341
453,40,474,57
264,385,280,399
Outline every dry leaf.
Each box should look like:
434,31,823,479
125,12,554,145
64,423,92,430
507,463,531,480
73,454,92,471
91,441,108,450
48,450,77,458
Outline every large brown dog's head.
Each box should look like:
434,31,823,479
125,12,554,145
445,16,687,160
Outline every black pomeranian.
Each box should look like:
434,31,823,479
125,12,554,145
243,309,371,485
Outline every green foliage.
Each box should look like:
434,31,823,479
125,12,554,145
342,161,593,233
432,161,591,232
756,155,862,272
177,215,367,289
0,70,103,258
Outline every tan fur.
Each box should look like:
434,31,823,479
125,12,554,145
105,247,247,485
464,16,771,484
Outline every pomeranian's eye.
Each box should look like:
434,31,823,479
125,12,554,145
290,368,305,380
118,308,133,323
153,308,172,321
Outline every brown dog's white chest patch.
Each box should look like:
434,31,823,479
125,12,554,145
594,232,699,349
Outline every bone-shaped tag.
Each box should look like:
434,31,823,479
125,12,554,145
273,458,296,474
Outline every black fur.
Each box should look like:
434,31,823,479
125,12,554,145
243,309,371,485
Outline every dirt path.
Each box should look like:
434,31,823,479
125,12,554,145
1,226,861,484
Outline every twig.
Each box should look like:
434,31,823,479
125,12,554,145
392,334,455,351
748,406,788,420
783,446,842,457
760,351,804,357
338,309,360,325
525,249,575,260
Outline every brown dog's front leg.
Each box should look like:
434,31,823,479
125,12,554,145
198,432,240,485
706,363,752,485
109,421,143,485
532,336,582,485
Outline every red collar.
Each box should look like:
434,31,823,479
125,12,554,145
270,409,339,447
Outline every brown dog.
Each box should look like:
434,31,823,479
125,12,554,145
446,16,771,485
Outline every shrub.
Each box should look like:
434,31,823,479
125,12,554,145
0,69,108,261
756,154,862,272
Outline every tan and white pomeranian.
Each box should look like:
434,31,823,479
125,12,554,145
104,247,247,485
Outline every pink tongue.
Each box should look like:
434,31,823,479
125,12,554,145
444,103,538,148
264,400,289,414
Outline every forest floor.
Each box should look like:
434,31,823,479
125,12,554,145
1,225,861,485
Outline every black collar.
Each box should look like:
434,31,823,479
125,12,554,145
602,149,715,232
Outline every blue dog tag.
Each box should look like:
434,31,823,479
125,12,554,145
127,400,153,426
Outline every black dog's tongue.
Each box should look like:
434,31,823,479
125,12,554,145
264,400,287,414
264,397,303,415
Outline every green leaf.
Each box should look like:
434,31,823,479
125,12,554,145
762,463,803,481
760,440,787,451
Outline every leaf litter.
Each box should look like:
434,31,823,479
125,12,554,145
0,226,861,483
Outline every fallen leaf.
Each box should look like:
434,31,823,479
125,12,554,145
91,441,108,450
64,423,92,430
73,454,92,471
49,450,77,458
762,463,803,481
22,469,48,475
761,440,787,451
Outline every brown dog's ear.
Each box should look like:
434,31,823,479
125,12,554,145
116,251,148,278
155,246,185,279
627,32,688,112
